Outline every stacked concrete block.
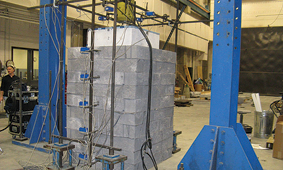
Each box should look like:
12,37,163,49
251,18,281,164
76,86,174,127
66,45,176,169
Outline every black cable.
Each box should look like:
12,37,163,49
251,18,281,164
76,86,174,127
0,122,12,132
135,12,158,170
115,3,158,169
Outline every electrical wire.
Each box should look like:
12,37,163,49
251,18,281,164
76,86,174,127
126,2,158,169
0,122,11,132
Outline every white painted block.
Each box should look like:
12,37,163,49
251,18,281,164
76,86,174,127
93,26,160,49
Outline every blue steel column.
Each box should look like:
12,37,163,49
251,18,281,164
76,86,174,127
177,1,263,169
25,0,66,143
209,0,241,129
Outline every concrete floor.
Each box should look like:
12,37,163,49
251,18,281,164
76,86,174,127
0,95,283,169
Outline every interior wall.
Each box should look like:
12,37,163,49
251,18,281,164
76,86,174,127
0,17,39,68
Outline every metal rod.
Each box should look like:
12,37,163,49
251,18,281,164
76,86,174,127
27,0,88,10
59,0,66,144
19,72,23,138
163,4,186,50
110,0,117,160
52,135,122,151
67,4,113,19
175,0,179,53
88,0,96,167
77,1,117,8
141,20,213,27
48,71,52,144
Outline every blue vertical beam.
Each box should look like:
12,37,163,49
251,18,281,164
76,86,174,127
178,1,263,169
209,0,241,129
25,0,66,143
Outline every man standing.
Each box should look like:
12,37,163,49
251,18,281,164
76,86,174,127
0,65,20,102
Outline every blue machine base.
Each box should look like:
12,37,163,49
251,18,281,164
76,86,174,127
12,140,49,153
25,105,59,144
178,123,263,170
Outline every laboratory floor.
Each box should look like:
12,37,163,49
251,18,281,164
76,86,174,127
0,94,283,170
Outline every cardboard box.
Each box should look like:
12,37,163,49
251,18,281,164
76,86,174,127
273,115,283,159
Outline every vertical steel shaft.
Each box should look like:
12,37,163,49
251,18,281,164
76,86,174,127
88,0,96,166
175,0,179,53
110,0,118,159
59,0,66,144
48,71,52,144
19,72,23,138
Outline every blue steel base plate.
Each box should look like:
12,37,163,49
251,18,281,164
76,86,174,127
12,140,49,153
178,124,262,170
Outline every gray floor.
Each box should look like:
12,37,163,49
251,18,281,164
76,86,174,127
0,95,283,170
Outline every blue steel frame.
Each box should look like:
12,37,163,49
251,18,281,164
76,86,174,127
25,0,66,144
178,0,263,169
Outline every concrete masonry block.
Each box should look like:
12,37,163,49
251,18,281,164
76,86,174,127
67,128,85,139
120,149,142,165
124,73,149,86
161,50,177,63
143,151,163,168
68,47,90,60
123,124,146,139
117,111,146,126
122,85,147,99
161,62,176,74
113,123,124,137
93,59,112,72
153,61,163,74
115,58,139,72
151,130,163,144
91,71,124,85
161,73,175,85
92,95,124,112
67,71,90,83
113,137,144,152
159,116,173,131
67,106,85,118
162,148,173,161
67,82,89,95
66,117,87,130
165,85,175,96
150,97,160,110
159,95,175,108
131,45,150,60
67,94,88,107
149,120,160,134
96,46,112,59
124,99,147,113
157,107,174,119
162,126,173,141
162,136,174,151
152,73,161,85
68,58,90,72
